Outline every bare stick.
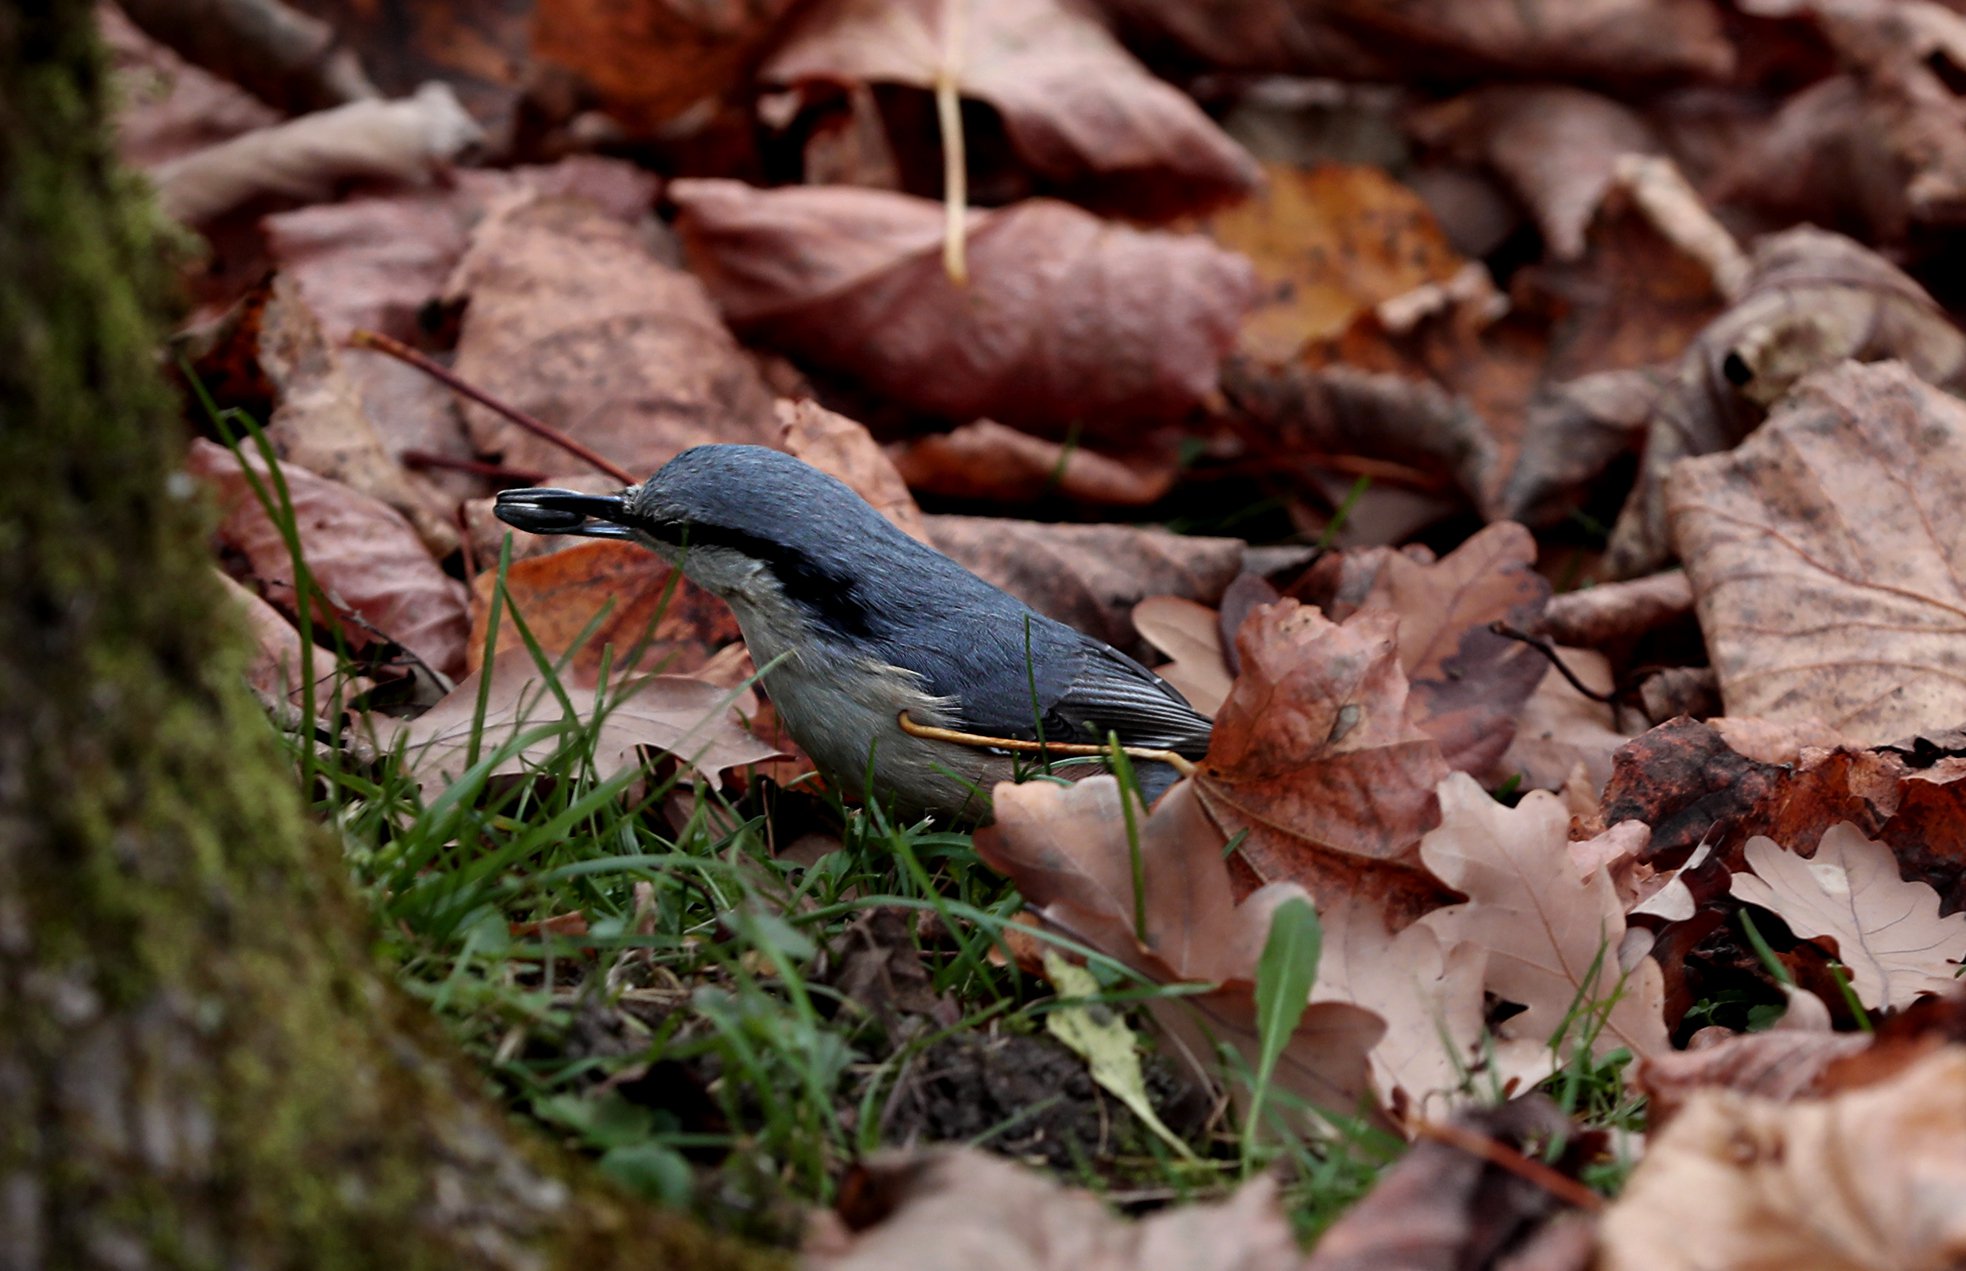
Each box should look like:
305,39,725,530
348,328,635,484
1411,1118,1605,1213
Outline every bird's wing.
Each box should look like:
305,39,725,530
1041,643,1215,757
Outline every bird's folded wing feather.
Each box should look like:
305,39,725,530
1043,646,1214,756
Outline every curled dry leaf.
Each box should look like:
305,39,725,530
1133,595,1233,717
1201,163,1465,362
1599,1046,1966,1271
925,515,1243,657
447,190,778,478
975,778,1383,1122
1487,644,1630,796
1636,1004,1870,1127
670,180,1258,437
378,648,781,800
890,419,1178,508
216,568,361,719
103,3,280,170
1669,362,1966,741
1730,825,1966,1012
1607,228,1966,577
468,539,742,681
1409,85,1658,262
778,398,933,544
533,0,799,135
1540,570,1693,648
150,83,482,225
806,1147,1301,1271
1418,774,1671,1065
187,438,470,679
765,0,1258,218
1195,601,1456,928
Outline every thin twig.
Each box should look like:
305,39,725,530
348,328,635,484
935,0,968,286
897,711,1197,776
1489,622,1619,703
1411,1118,1605,1213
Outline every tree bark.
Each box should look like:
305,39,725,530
0,7,783,1267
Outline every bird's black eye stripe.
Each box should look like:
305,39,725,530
666,520,881,640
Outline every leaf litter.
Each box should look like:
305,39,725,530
110,0,1966,1261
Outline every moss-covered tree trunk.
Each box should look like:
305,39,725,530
0,8,780,1266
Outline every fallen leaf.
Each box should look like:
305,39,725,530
1312,896,1493,1114
1200,162,1465,361
1409,86,1659,262
378,647,781,799
807,1147,1302,1271
670,180,1257,437
1342,522,1553,776
1302,1098,1598,1271
1730,825,1966,1011
1486,645,1631,797
1133,595,1233,717
925,515,1243,658
188,438,471,679
1195,602,1456,927
251,275,459,556
1539,570,1694,648
1041,953,1195,1160
765,0,1257,218
889,420,1178,508
104,3,280,171
534,0,798,135
276,0,532,135
1418,774,1671,1063
1669,361,1966,741
469,538,743,680
779,398,933,543
976,778,1384,1121
1609,229,1966,577
1725,0,1966,243
150,83,483,225
1598,1046,1966,1271
1636,1003,1870,1127
447,190,778,478
216,568,362,717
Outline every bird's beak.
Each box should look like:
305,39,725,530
493,487,639,541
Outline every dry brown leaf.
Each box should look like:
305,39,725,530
1312,896,1491,1115
150,83,482,225
926,515,1243,657
1599,1046,1966,1271
1609,229,1966,577
279,0,532,136
765,0,1257,218
250,275,459,556
533,0,797,135
1730,825,1966,1011
1195,601,1455,926
1344,522,1552,775
1486,646,1630,796
187,438,470,679
379,648,780,799
1133,595,1233,717
1418,774,1671,1064
468,539,742,681
670,180,1257,437
1202,163,1465,362
889,420,1179,508
1539,571,1693,648
1729,0,1966,242
806,1147,1301,1271
216,568,363,718
976,777,1384,1120
778,398,933,543
447,190,778,478
1303,1098,1597,1271
1636,1002,1871,1127
1409,86,1658,262
1669,362,1966,741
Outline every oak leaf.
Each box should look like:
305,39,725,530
1418,774,1670,1063
1195,602,1454,924
1730,825,1966,1011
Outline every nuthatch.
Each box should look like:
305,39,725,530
494,445,1213,821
